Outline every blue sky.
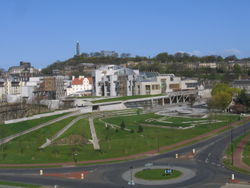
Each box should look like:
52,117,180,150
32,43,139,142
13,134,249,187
0,0,250,69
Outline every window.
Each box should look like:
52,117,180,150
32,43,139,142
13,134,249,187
152,84,160,90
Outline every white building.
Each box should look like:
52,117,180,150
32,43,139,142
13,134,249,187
66,76,93,96
0,79,6,102
135,74,198,95
21,77,41,102
93,65,139,97
5,78,25,95
198,62,217,69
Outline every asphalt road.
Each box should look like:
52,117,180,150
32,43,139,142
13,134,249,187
1,121,250,188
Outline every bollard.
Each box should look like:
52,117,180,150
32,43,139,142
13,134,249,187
231,174,235,180
192,148,196,154
40,169,43,175
175,154,178,158
81,173,84,179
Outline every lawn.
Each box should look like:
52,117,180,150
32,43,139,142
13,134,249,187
223,131,250,174
0,180,40,188
0,113,68,139
0,112,242,165
93,113,240,159
0,115,80,164
103,113,239,128
92,94,163,103
135,169,182,180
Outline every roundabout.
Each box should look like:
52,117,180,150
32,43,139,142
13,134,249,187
122,165,196,185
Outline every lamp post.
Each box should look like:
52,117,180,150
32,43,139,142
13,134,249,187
230,128,234,166
128,166,135,186
73,152,78,164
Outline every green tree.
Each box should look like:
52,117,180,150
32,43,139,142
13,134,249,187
137,125,143,133
208,91,232,111
233,63,242,74
155,52,169,63
120,120,125,130
209,83,240,111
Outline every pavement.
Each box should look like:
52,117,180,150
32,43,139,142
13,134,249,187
1,118,250,187
88,117,100,150
233,134,250,171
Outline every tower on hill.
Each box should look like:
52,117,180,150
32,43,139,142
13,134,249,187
76,41,80,56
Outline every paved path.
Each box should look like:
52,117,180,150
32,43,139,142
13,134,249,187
39,115,86,149
233,134,250,171
122,165,195,185
0,111,80,146
89,117,100,150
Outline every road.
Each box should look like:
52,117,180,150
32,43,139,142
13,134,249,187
0,121,250,188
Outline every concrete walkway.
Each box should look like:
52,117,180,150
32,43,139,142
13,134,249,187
39,115,86,149
0,111,80,146
122,165,195,185
88,117,100,150
233,134,250,171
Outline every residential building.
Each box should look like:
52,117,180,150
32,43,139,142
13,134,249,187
0,79,5,102
34,76,66,100
233,79,250,93
8,61,39,81
66,76,93,96
198,62,217,69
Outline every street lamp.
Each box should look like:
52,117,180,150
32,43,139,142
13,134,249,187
73,152,78,164
128,166,135,186
230,128,234,166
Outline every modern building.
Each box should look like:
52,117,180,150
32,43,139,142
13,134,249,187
93,65,139,97
66,76,93,96
135,73,198,96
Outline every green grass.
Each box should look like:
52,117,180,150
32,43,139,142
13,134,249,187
92,113,239,159
0,112,243,165
223,130,250,174
0,180,40,188
0,113,68,139
0,115,80,164
92,94,163,103
135,169,182,180
103,113,239,128
58,118,91,140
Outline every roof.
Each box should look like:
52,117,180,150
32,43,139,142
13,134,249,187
233,80,250,85
72,78,84,85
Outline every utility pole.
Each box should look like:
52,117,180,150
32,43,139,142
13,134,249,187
231,128,234,166
157,131,160,153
